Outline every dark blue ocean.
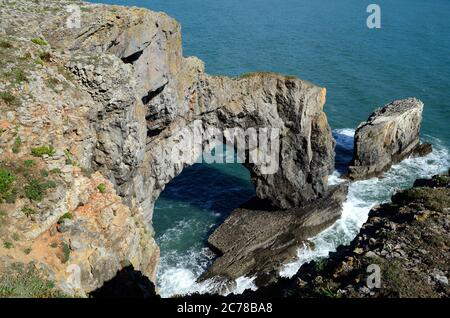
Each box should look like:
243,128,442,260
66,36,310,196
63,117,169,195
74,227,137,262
90,0,450,296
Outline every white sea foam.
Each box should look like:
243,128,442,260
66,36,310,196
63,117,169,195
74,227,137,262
280,131,449,277
157,129,449,297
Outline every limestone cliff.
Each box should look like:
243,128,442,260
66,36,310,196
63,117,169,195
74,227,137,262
0,0,335,295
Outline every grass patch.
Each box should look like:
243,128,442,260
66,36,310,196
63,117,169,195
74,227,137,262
31,37,48,46
3,241,13,249
0,169,15,203
1,160,59,205
31,145,55,157
97,183,106,193
24,179,56,201
58,212,73,224
317,286,341,298
24,160,35,168
0,263,66,298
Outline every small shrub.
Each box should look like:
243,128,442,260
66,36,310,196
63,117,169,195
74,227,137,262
40,169,49,177
97,183,106,193
23,247,32,255
3,241,13,249
24,159,35,168
12,136,22,154
0,169,15,194
24,179,56,201
42,180,56,189
31,145,55,157
31,37,47,46
80,167,93,177
58,212,73,224
318,286,341,298
24,179,45,201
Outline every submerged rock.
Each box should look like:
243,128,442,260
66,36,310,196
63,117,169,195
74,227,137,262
199,184,348,289
348,98,432,180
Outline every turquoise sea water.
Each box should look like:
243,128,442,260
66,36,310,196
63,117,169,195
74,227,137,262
90,0,450,296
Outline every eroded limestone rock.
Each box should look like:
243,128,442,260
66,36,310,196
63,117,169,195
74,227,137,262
0,0,336,295
348,98,431,180
199,184,348,290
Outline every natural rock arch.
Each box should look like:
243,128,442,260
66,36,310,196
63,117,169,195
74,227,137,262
40,5,336,289
44,8,335,220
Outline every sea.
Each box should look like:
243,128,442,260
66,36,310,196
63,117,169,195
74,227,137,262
89,0,450,297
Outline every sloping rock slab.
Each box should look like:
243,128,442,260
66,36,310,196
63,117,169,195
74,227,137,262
198,183,348,289
348,98,432,180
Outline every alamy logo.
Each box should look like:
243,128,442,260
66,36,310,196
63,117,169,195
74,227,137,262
367,4,381,29
366,264,381,289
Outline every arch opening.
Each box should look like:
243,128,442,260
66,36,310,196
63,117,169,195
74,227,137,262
152,144,255,297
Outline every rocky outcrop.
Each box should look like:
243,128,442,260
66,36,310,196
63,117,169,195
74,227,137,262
17,2,335,214
348,98,432,180
245,171,450,298
0,0,335,295
199,184,348,291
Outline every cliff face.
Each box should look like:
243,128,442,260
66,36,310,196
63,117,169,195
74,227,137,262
0,0,335,295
